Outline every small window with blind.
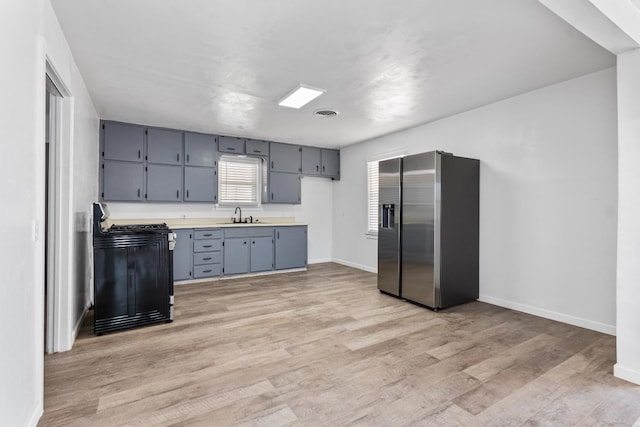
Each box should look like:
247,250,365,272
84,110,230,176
367,160,379,235
218,155,262,206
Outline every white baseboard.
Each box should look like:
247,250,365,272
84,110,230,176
614,363,640,386
26,401,43,427
478,294,616,336
72,302,91,344
331,258,377,274
308,258,332,264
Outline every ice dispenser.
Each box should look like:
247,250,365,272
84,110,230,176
381,204,395,229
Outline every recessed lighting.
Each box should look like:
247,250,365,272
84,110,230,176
278,84,325,109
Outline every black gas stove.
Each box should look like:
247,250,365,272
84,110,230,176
92,203,174,335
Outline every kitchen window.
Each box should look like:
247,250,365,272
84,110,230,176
218,155,262,206
367,160,379,235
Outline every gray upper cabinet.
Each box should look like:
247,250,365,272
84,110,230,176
146,164,183,202
274,226,307,270
321,149,340,179
103,121,144,162
223,238,250,275
184,166,217,203
218,136,245,154
270,142,301,173
173,229,193,281
102,161,144,201
185,132,217,167
250,236,274,272
269,172,301,204
147,128,183,165
245,139,269,157
301,146,321,176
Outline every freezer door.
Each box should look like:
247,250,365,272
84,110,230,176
401,152,437,307
377,158,401,296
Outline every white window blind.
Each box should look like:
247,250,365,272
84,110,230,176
218,155,261,205
367,160,379,234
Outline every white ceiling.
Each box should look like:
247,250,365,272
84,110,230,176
51,0,614,149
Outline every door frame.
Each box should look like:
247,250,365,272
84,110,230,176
44,60,72,353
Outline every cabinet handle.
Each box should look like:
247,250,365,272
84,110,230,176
203,257,212,261
137,188,140,198
186,190,190,198
228,147,236,151
277,232,280,239
252,241,255,244
177,153,180,162
202,269,212,273
203,233,212,237
271,161,274,169
323,165,325,172
203,245,212,248
271,192,274,200
253,150,260,153
176,190,179,199
138,149,141,159
244,241,247,245
316,165,319,171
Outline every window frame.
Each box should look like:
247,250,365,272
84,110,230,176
217,154,262,207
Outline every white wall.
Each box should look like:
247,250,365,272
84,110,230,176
615,48,640,385
333,68,618,334
0,0,99,425
106,176,334,263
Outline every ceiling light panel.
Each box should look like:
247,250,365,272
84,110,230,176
278,85,325,109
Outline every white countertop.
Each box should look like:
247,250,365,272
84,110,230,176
105,217,307,230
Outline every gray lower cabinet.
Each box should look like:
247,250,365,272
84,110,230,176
223,238,250,275
147,128,183,165
275,226,307,270
321,149,340,179
101,160,144,201
184,166,218,203
269,172,301,204
173,229,193,281
146,164,183,201
102,121,144,162
302,146,321,176
250,236,274,272
193,228,222,278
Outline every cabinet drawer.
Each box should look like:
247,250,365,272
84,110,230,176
194,264,221,278
224,227,273,239
194,229,222,240
194,251,221,265
194,239,222,252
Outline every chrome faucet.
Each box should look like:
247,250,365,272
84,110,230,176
233,206,242,223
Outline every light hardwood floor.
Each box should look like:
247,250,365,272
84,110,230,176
40,263,640,426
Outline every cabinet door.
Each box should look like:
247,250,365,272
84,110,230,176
102,161,144,201
321,149,340,179
301,146,321,176
103,121,144,162
223,238,249,275
219,136,245,154
173,229,193,281
270,142,301,173
185,132,217,167
250,236,274,272
146,164,183,202
245,139,269,156
147,128,182,165
134,242,166,315
269,172,301,204
184,166,218,203
275,226,307,270
94,246,128,320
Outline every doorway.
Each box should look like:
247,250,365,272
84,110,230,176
45,75,62,354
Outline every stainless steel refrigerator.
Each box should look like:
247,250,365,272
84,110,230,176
377,151,479,309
